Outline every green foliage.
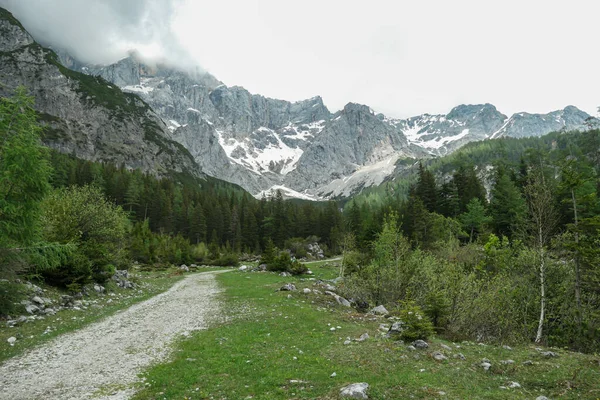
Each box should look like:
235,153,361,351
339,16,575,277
265,251,308,275
0,87,51,248
0,87,54,315
490,168,527,239
0,280,24,316
459,198,491,242
394,300,435,341
40,185,129,285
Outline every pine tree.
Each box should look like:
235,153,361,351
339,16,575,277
490,168,526,239
415,162,438,212
459,198,491,242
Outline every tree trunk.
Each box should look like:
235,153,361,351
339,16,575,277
535,244,546,343
570,188,582,325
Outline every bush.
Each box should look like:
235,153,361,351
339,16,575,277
209,253,238,267
265,251,308,275
394,300,435,341
41,185,128,286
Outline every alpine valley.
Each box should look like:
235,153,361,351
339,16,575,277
2,7,596,200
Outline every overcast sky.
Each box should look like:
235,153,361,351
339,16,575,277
2,0,599,118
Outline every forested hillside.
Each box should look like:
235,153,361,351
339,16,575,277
0,88,342,315
338,129,600,352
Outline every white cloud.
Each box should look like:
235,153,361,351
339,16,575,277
2,0,598,118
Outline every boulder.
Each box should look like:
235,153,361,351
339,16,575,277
302,288,312,294
370,305,388,315
480,361,492,371
340,382,369,399
179,264,190,272
255,264,267,272
93,284,105,294
280,283,297,291
412,340,429,349
324,291,351,307
440,344,452,351
25,304,40,314
280,272,292,277
238,265,249,272
356,333,369,342
7,337,17,346
386,321,405,338
432,351,447,361
508,381,521,389
31,296,45,305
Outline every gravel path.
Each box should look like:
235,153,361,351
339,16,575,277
0,270,230,400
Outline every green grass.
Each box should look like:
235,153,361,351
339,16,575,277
132,263,600,400
0,268,184,362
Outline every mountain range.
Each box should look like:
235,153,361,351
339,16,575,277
1,7,596,200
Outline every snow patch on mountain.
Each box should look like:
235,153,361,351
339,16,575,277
256,185,320,201
217,128,304,176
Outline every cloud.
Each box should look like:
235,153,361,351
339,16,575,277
0,0,195,67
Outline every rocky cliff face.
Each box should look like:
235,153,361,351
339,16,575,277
0,8,203,180
68,49,595,199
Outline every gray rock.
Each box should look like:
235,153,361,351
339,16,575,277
31,296,45,305
279,283,296,292
43,308,56,316
412,340,429,349
340,382,369,399
440,344,452,351
7,337,17,346
508,381,521,389
536,397,550,400
302,288,312,294
432,351,447,361
179,265,189,272
356,333,369,342
541,351,558,358
454,353,466,360
480,362,492,371
279,272,292,277
387,321,405,337
324,291,351,307
370,305,388,315
25,304,40,314
500,359,515,365
502,345,513,350
522,360,534,366
238,265,249,272
93,284,105,294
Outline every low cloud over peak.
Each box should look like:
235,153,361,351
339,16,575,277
0,0,197,68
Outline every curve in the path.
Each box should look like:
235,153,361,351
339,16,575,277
0,270,230,400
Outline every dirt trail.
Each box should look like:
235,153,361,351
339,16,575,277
0,270,230,400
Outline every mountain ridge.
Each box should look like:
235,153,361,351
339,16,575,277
6,6,595,200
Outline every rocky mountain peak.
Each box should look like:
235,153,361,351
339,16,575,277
0,8,33,52
342,102,374,115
